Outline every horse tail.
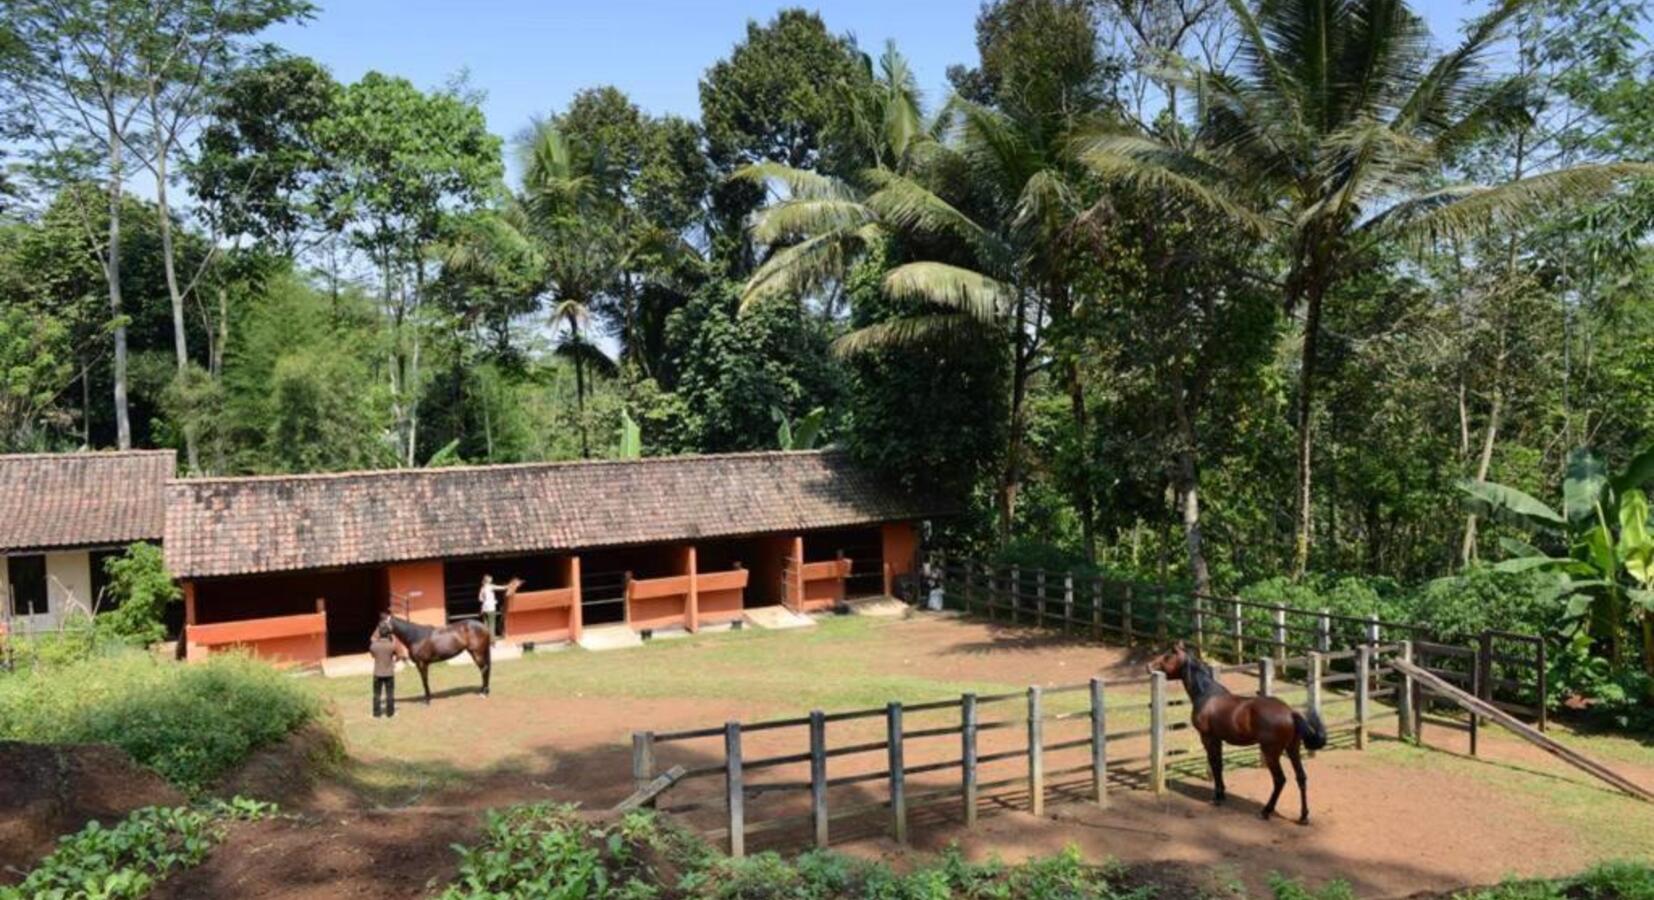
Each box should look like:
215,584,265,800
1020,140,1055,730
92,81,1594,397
1293,710,1328,751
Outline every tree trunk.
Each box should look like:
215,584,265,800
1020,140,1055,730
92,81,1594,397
575,350,589,458
999,333,1031,548
1066,358,1096,565
1291,280,1325,580
106,113,131,450
1169,375,1212,595
152,125,198,472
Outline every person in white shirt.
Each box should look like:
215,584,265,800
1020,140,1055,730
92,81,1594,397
479,575,510,639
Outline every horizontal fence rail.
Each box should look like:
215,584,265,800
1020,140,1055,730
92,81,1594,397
930,556,1548,729
628,646,1410,855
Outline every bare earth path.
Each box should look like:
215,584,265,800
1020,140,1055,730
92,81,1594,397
174,614,1653,898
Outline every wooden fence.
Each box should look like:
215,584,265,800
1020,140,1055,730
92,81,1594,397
628,645,1409,856
932,557,1548,729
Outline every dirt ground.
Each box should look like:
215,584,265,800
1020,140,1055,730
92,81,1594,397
0,741,186,883
66,614,1654,898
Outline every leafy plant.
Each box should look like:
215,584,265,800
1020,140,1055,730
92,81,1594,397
1461,447,1654,676
775,405,826,451
97,543,179,646
0,652,324,791
618,410,642,459
0,798,276,900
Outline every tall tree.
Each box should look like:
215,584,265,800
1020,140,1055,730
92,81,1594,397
312,72,501,466
1083,0,1654,577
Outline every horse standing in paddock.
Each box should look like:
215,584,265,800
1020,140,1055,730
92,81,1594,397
381,613,492,703
1148,641,1327,823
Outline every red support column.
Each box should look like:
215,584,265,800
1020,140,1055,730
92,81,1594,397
789,536,805,612
686,545,699,633
568,555,583,643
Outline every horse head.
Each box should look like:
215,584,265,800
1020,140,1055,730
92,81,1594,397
1147,640,1189,679
504,577,525,599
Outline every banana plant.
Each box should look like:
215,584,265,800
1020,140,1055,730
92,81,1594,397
617,411,641,460
775,407,826,451
1460,447,1654,672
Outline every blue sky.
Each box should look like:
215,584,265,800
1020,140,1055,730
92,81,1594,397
266,1,1481,143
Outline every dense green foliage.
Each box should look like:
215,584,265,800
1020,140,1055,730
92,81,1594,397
0,653,324,790
444,806,1654,899
0,798,276,900
97,543,181,646
445,804,1167,899
2,0,1654,710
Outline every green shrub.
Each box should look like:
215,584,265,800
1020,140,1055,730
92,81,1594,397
0,797,275,900
445,806,1155,899
97,543,179,646
0,652,322,791
1399,567,1557,641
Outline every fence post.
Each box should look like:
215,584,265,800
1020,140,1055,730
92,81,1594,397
1259,656,1275,697
1232,599,1244,661
887,701,907,844
1272,605,1287,662
1010,565,1021,625
724,722,744,858
961,559,973,614
1308,652,1324,723
1365,614,1380,647
1149,671,1167,794
1063,573,1074,634
1036,569,1047,628
1316,609,1332,653
1356,645,1371,750
1027,686,1045,816
632,731,656,795
1398,641,1416,742
1536,639,1548,732
809,710,828,847
1469,642,1482,757
1089,677,1108,807
961,693,979,827
1123,585,1135,642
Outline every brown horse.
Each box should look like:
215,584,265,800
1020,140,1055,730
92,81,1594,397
381,613,492,703
1148,641,1326,823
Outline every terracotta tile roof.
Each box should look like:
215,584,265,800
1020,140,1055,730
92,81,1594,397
165,451,946,579
0,450,176,553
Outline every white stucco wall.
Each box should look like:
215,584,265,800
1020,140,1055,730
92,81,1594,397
1,550,92,631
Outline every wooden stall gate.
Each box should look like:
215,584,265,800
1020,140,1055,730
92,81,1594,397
184,598,328,667
624,645,1405,856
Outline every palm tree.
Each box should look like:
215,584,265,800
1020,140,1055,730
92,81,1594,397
1080,0,1654,576
740,87,1101,548
444,122,620,457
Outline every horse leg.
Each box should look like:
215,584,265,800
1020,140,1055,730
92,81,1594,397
1260,745,1287,820
470,642,491,697
418,662,432,705
1286,742,1310,824
1202,733,1226,805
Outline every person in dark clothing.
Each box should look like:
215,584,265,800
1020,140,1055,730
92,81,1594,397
369,622,399,718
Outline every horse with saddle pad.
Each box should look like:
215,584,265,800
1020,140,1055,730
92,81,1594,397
1148,640,1327,823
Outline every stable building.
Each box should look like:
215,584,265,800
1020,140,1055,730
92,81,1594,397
163,450,936,666
0,450,175,635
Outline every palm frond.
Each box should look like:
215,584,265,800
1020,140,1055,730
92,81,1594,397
1075,133,1274,235
830,312,991,357
882,262,1012,322
728,162,856,201
1391,0,1525,135
750,198,876,245
739,224,882,313
553,336,618,378
862,170,1012,268
1379,162,1654,247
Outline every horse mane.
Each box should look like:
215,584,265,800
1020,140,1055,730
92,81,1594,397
387,615,434,643
1182,650,1229,706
